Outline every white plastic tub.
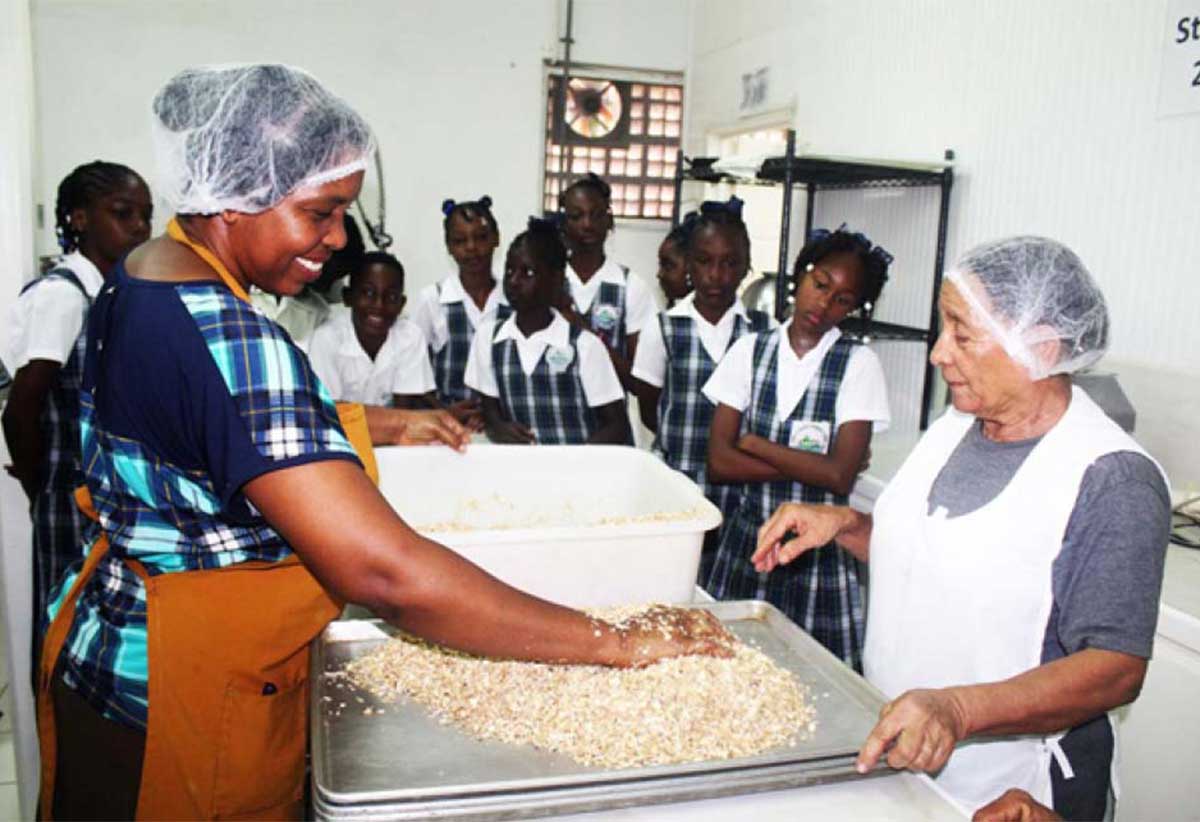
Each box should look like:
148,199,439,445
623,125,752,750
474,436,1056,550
375,444,721,607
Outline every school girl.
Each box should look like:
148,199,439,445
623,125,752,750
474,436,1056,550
631,199,772,582
557,173,654,383
464,217,629,445
308,251,435,407
1,161,152,663
703,227,893,670
655,221,692,308
411,197,509,420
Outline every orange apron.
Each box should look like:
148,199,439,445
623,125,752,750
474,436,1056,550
37,220,377,819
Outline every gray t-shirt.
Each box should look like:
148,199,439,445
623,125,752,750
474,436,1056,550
927,420,1170,820
928,420,1170,663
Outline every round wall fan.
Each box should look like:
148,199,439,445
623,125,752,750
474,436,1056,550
564,78,623,139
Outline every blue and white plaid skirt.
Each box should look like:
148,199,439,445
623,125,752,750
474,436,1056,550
705,506,865,671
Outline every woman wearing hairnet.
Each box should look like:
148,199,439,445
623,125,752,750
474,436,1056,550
34,64,730,820
755,238,1169,820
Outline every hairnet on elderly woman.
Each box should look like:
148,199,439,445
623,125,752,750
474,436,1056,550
945,236,1109,380
151,63,375,215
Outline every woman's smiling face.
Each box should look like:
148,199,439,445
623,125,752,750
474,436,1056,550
227,170,364,295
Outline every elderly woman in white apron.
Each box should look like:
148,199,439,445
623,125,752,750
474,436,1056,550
753,237,1170,820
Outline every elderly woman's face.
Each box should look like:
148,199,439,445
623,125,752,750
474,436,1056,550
228,170,365,295
930,279,1033,419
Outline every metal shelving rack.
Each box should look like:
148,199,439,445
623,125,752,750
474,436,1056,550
670,130,954,429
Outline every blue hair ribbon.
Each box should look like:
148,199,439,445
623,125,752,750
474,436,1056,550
699,196,744,219
527,214,563,232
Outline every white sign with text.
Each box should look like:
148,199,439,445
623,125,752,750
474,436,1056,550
1159,2,1200,117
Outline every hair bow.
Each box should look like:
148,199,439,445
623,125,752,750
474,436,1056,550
441,199,457,217
699,196,744,218
528,214,563,232
808,223,894,270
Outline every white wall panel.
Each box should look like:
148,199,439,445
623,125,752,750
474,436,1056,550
688,0,1200,482
564,0,690,72
29,0,689,302
688,0,1200,374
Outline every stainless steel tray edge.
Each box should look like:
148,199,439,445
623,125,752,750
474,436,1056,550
313,759,888,820
310,599,889,814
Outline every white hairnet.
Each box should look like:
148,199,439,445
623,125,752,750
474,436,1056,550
151,64,375,215
946,236,1108,380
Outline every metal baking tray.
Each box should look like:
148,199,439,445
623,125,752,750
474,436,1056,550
310,600,888,820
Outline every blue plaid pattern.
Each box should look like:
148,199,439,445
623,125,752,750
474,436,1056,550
48,282,357,729
491,323,597,444
20,269,93,663
652,310,770,580
705,333,866,670
432,284,511,404
582,268,629,357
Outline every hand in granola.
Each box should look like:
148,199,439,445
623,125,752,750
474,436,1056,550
611,606,735,668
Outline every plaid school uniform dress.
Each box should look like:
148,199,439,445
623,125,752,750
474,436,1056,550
491,322,597,445
705,332,865,670
48,278,358,729
432,281,512,404
652,309,771,580
21,269,94,653
582,267,630,357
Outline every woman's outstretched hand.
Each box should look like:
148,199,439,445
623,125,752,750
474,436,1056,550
391,408,470,448
753,503,854,573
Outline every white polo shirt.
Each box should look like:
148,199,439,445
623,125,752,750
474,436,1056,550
702,323,890,432
307,310,434,406
5,251,103,371
565,258,653,339
632,294,777,388
463,310,623,407
410,273,507,354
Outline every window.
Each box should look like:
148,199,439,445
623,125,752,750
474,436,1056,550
543,73,684,220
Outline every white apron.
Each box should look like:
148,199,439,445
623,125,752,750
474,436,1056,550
863,386,1162,812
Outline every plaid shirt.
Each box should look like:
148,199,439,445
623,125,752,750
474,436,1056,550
491,322,597,444
432,284,511,404
652,309,771,521
705,332,866,670
48,277,357,729
21,269,93,655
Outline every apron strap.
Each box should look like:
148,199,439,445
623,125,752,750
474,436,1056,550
335,401,379,485
166,217,252,304
1047,734,1075,779
37,533,112,819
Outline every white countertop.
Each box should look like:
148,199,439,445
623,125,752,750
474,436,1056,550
1159,545,1200,649
554,772,965,821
